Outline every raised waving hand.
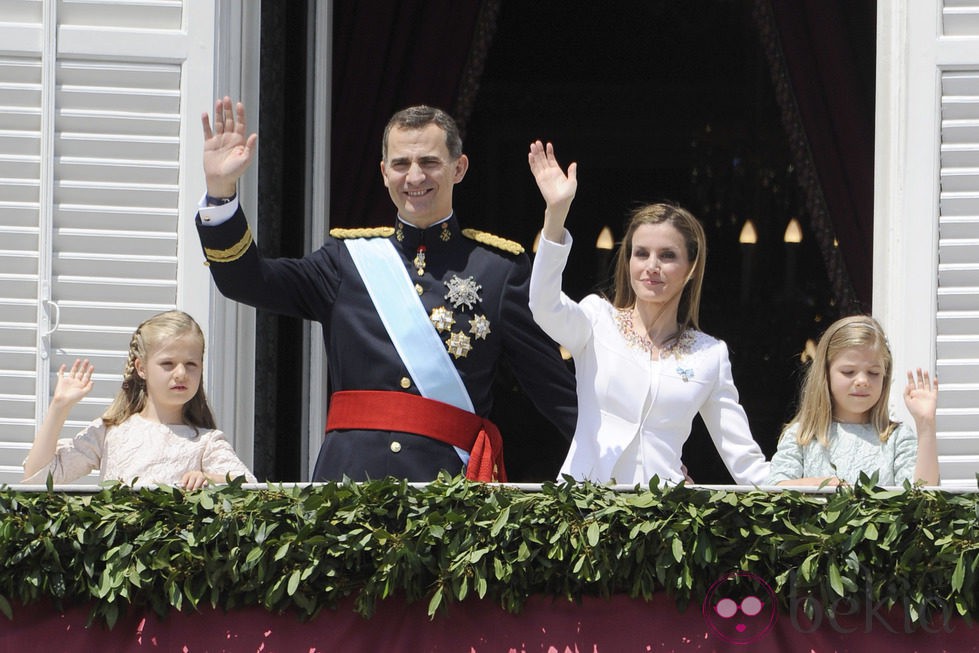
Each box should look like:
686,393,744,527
24,359,95,480
201,96,258,198
904,368,939,485
528,141,577,243
52,359,95,407
903,368,938,423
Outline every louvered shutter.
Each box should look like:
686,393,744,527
939,5,979,486
0,46,42,477
878,1,979,488
0,1,49,481
0,0,220,485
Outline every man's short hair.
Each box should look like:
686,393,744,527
382,105,463,161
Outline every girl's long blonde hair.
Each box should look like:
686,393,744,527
102,310,216,430
787,315,897,447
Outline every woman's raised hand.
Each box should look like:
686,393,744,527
528,141,577,243
528,140,577,211
201,96,258,197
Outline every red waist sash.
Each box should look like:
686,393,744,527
325,390,507,482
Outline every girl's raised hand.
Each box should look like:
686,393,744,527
904,368,938,422
52,359,95,408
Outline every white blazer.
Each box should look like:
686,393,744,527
530,232,770,485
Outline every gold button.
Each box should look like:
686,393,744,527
415,284,424,295
400,377,411,389
390,441,402,453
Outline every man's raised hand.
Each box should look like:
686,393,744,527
201,96,258,197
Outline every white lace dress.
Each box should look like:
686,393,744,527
767,421,918,485
23,413,257,485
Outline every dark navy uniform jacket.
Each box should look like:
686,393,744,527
197,208,577,481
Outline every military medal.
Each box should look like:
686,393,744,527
469,314,491,340
444,275,482,310
440,223,452,242
413,246,427,276
430,306,455,332
446,331,473,358
438,275,485,358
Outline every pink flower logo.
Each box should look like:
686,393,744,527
703,571,777,644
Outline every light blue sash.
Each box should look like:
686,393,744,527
346,238,473,461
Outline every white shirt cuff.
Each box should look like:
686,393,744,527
197,193,239,226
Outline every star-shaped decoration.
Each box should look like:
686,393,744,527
469,314,491,340
446,331,473,359
444,275,482,311
429,306,455,332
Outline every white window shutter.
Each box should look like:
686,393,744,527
937,2,979,487
0,50,42,476
878,0,979,488
49,55,182,422
0,1,46,479
939,70,979,484
0,0,226,484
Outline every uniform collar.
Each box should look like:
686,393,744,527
394,213,460,252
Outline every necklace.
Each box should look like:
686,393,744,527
614,308,694,358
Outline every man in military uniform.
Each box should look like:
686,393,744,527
196,98,577,481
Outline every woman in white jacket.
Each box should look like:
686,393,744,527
527,141,769,485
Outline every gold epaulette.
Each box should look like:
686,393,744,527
204,227,254,264
462,228,525,255
330,226,396,239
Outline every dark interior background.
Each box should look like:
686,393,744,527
252,0,876,483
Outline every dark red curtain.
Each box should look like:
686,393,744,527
757,0,876,312
330,0,496,227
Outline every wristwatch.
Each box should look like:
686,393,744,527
205,192,237,206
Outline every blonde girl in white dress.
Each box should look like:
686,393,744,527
24,310,256,488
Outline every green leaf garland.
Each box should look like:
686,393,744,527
0,474,974,628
